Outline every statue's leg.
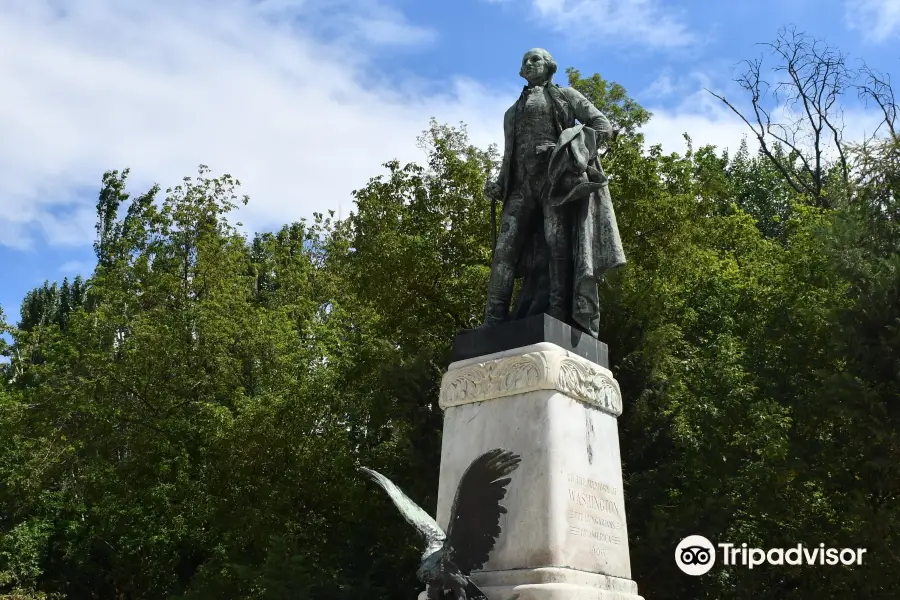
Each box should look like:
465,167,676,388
482,189,536,327
425,582,442,600
542,199,572,323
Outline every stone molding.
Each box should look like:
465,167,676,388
419,568,643,600
439,344,622,416
472,567,640,595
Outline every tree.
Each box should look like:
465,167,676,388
708,26,895,209
567,68,652,138
1,51,898,600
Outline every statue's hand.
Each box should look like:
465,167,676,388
483,179,502,200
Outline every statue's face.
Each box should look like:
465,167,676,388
520,50,552,85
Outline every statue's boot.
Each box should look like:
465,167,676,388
546,257,571,323
481,263,515,328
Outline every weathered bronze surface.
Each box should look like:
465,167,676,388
483,48,626,338
360,449,521,600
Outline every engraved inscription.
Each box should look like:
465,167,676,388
567,525,622,545
565,472,625,549
568,473,618,495
567,488,620,517
567,508,623,531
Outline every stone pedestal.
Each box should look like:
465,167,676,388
420,327,643,600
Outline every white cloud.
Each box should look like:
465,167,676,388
641,72,679,99
641,77,888,161
0,0,788,257
633,70,751,155
0,0,507,250
349,11,436,45
643,86,750,156
846,0,900,43
526,0,697,49
58,260,94,276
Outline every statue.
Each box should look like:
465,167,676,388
483,48,626,337
360,449,521,600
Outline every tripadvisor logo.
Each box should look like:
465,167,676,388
675,535,716,575
675,535,867,576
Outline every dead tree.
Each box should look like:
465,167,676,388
848,66,899,243
857,65,898,141
707,26,854,207
850,66,899,190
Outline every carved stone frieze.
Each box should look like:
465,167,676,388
440,348,622,416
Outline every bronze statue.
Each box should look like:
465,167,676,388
483,48,626,337
360,449,521,600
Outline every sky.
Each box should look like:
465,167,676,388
0,0,898,325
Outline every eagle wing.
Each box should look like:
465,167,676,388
360,467,446,554
444,448,521,574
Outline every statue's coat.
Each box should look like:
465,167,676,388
498,84,626,336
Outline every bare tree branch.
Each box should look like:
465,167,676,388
706,25,874,208
706,87,811,197
857,66,898,140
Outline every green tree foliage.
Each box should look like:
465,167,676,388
18,277,87,333
0,57,897,600
567,68,651,138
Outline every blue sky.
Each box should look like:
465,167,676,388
0,0,898,326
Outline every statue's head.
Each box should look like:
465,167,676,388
519,48,557,85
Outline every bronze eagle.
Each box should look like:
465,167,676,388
360,448,521,600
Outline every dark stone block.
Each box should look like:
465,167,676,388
451,313,609,368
